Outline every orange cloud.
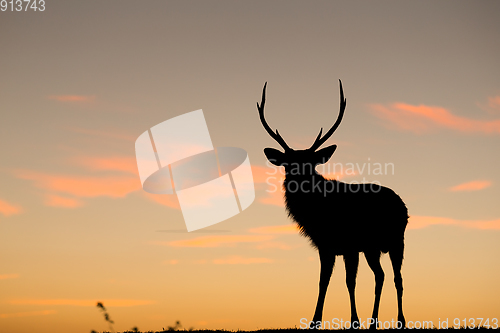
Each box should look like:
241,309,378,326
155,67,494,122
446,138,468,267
44,194,83,208
48,95,95,102
252,165,285,207
0,274,19,280
16,170,140,199
370,103,500,134
249,225,297,250
464,219,500,230
10,299,154,307
165,234,274,248
0,199,22,217
408,216,456,229
143,192,180,209
251,165,281,184
212,255,273,264
194,260,208,264
449,180,492,192
163,259,179,265
408,215,500,230
0,310,57,319
259,190,284,207
72,156,138,174
255,241,293,250
249,224,299,234
248,225,298,249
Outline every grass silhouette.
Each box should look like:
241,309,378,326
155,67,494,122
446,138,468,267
91,303,192,333
92,302,115,333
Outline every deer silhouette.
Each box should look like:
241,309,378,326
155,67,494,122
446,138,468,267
257,80,408,329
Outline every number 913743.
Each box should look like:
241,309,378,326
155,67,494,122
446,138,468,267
1,0,45,11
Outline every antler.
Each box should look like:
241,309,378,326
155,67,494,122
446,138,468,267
308,79,347,151
257,82,291,151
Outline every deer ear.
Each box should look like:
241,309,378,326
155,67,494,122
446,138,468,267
314,145,337,165
264,148,286,166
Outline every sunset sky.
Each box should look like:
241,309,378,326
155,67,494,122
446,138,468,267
1,1,500,332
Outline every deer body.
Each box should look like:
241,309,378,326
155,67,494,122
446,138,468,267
284,174,408,254
257,81,407,329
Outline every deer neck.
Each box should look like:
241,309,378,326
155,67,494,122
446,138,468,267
283,171,330,229
283,171,327,197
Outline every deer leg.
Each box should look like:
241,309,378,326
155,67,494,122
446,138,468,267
344,252,360,326
389,245,406,328
311,250,335,328
365,250,384,330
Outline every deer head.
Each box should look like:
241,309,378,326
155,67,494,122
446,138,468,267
258,80,347,175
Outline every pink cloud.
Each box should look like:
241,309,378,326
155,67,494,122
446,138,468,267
409,215,500,230
16,155,181,209
164,234,274,248
72,156,138,174
48,95,95,102
16,170,140,199
212,255,273,265
449,180,492,192
44,194,83,208
370,103,500,134
0,199,22,217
